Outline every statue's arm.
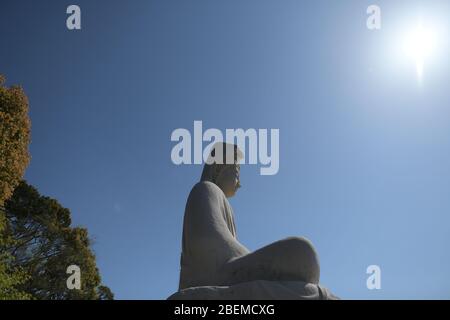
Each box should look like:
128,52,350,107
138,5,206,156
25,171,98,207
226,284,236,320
185,182,249,262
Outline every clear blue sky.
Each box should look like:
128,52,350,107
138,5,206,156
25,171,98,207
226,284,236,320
1,0,449,299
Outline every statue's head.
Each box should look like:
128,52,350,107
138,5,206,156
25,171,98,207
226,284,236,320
200,142,243,198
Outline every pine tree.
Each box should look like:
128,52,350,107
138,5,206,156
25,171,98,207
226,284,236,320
4,182,113,300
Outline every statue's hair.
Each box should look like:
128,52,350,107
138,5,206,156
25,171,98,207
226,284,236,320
200,142,243,184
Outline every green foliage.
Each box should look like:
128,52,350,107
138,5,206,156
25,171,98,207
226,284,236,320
0,248,32,300
0,75,31,299
0,75,112,300
4,182,113,299
0,75,31,207
1,207,32,300
97,285,115,300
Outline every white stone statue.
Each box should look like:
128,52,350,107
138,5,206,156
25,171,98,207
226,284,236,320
168,143,338,300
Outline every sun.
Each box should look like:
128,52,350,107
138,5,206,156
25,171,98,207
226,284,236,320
402,23,437,80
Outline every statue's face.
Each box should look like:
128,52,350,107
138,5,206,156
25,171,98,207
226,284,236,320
216,163,240,198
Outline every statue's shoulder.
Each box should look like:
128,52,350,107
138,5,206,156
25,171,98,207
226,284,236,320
188,181,223,201
191,181,222,194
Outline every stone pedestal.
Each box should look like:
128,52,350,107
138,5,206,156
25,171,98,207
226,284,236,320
168,280,339,300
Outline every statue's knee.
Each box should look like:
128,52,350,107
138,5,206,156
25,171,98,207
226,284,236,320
283,236,320,283
283,237,316,255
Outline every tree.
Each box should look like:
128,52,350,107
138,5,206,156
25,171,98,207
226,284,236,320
0,75,112,300
97,285,114,300
0,245,31,300
4,182,113,299
0,75,31,299
0,75,31,207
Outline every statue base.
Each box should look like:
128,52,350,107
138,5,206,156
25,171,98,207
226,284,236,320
167,280,339,300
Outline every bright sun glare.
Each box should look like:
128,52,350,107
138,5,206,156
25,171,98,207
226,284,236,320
403,23,437,80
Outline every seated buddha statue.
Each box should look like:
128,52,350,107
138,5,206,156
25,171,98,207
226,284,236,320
171,142,337,300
